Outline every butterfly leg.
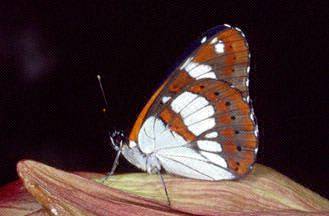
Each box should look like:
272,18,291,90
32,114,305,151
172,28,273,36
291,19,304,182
108,147,121,176
102,138,122,183
155,168,171,206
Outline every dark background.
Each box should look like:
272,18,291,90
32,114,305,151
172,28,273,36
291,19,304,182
1,1,328,199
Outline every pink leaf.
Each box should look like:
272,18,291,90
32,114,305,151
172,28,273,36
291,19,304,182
0,179,43,215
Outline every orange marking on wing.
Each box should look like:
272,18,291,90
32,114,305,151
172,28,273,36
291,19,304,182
217,85,236,99
237,151,255,172
240,133,257,148
223,65,235,76
232,51,248,64
240,118,254,131
218,114,232,124
220,128,234,138
241,133,257,141
233,101,249,115
227,160,240,173
168,71,194,93
222,142,238,153
194,29,248,66
224,55,235,68
129,79,168,141
205,91,219,102
218,29,241,42
217,29,249,77
186,80,252,129
198,81,228,102
193,44,217,62
244,140,257,149
225,147,255,176
189,84,205,93
160,107,196,141
228,159,250,175
216,101,228,112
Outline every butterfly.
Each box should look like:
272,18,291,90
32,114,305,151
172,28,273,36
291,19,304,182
102,24,258,202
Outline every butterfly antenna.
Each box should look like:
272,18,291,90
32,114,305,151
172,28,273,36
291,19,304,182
97,74,110,113
97,74,124,182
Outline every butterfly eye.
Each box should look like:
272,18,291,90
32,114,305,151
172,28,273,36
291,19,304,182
110,129,127,145
231,116,236,120
235,130,240,134
237,146,242,151
225,101,231,106
214,91,220,96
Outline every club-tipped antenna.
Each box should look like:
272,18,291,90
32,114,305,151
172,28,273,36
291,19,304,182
97,74,110,113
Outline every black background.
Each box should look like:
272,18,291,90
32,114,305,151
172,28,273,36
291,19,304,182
1,1,328,199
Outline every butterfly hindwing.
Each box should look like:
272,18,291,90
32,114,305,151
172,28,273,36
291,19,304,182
182,79,257,177
145,79,257,179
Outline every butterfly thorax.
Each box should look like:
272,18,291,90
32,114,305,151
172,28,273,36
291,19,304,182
121,142,161,174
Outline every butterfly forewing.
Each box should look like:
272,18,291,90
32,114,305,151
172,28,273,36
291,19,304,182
129,25,258,180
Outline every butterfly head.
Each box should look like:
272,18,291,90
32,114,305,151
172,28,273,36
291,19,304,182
109,129,128,151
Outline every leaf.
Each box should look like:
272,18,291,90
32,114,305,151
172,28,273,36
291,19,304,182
15,160,329,215
0,172,106,216
0,179,43,215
